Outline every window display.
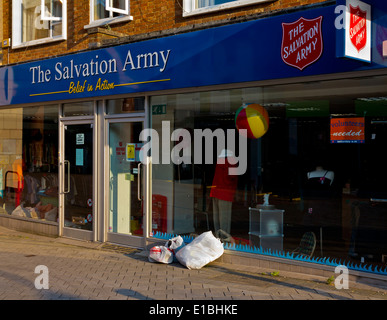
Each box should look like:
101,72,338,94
150,74,387,274
210,149,238,238
0,105,59,223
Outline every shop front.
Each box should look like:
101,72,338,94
2,0,387,276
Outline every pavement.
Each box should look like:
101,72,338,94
0,225,387,307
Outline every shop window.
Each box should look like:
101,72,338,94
62,101,94,117
149,75,387,276
0,105,59,223
86,0,132,28
106,97,145,114
12,0,67,48
182,0,274,17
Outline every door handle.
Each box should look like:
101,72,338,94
64,160,70,194
109,177,114,212
137,162,142,201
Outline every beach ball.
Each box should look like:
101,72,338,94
235,103,269,139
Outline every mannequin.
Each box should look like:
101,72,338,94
210,149,238,235
307,166,334,186
303,166,335,227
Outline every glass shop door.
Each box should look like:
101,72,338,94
60,120,95,241
106,118,145,247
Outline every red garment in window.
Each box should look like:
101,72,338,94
210,157,238,202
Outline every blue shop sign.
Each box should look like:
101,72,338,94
0,1,386,106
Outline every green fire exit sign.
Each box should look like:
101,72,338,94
152,105,166,115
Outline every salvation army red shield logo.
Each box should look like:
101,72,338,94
281,16,323,71
349,5,367,52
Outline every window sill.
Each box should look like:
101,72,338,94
0,212,58,225
12,36,66,50
84,15,133,30
183,0,274,17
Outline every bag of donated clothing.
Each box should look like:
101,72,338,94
176,231,224,269
148,235,185,264
148,246,173,264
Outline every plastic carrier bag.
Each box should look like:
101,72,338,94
148,235,185,264
148,246,173,264
166,235,185,262
176,231,224,270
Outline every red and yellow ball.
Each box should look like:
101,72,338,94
235,103,269,139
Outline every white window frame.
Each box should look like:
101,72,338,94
182,0,275,17
85,0,133,29
12,0,67,49
40,0,61,21
105,0,129,15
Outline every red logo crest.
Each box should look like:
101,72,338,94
349,5,367,52
281,16,323,71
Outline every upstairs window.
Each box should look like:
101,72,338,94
183,0,274,17
87,0,132,28
12,0,66,48
197,0,239,7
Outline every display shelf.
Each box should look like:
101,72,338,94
249,207,284,251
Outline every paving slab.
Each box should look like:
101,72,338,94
0,225,387,312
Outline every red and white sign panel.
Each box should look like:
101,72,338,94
281,16,323,70
345,0,371,62
330,117,365,144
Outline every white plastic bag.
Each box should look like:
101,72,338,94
148,235,185,264
166,235,184,251
176,231,224,269
166,235,185,261
148,246,173,264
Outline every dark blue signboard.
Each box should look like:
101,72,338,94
0,1,386,106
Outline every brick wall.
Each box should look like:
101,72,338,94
0,0,3,66
2,0,329,65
